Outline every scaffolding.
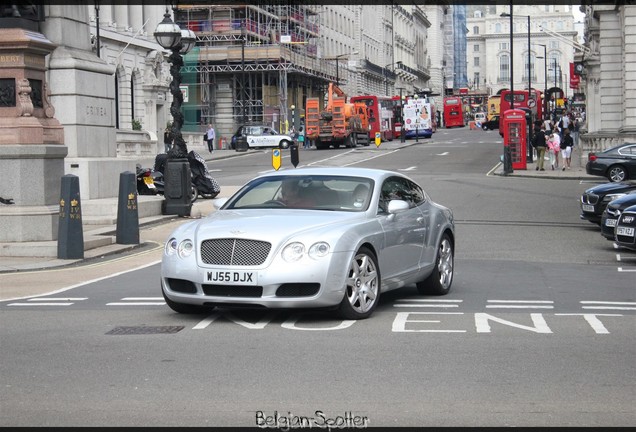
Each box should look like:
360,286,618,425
175,2,334,134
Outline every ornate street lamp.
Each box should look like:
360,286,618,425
154,9,196,216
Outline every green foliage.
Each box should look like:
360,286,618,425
132,118,142,131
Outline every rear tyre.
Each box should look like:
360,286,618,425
607,165,627,182
337,247,380,320
416,233,454,296
190,183,199,203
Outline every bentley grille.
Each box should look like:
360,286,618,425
201,238,271,266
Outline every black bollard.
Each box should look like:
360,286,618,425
162,158,192,217
116,171,140,245
57,174,84,259
290,144,299,168
503,145,514,175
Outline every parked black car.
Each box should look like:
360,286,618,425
614,204,636,250
481,115,500,131
600,191,636,240
580,182,636,225
586,142,636,182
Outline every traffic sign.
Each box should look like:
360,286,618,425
375,132,381,147
272,148,281,171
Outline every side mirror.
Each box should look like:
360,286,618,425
387,199,410,214
213,197,228,209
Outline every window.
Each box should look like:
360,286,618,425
473,25,479,34
499,42,509,51
474,44,479,52
557,21,564,30
495,23,501,33
474,57,479,67
474,73,480,86
499,55,509,80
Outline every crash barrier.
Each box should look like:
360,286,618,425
57,174,84,259
116,171,140,245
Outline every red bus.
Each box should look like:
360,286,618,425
350,95,395,141
443,96,465,128
499,89,543,135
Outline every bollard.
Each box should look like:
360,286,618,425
57,174,84,259
162,158,192,217
116,171,140,245
290,144,299,167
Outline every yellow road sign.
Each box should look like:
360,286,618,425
272,148,281,170
375,132,381,147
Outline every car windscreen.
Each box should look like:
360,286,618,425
224,175,375,211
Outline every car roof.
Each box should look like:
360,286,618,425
252,166,407,182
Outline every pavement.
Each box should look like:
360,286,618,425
0,145,597,302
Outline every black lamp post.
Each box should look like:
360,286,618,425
501,6,514,174
537,43,547,120
154,9,196,216
414,93,419,143
241,21,246,124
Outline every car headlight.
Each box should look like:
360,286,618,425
308,242,330,259
165,238,178,256
282,242,305,262
178,239,194,258
165,238,194,258
603,193,626,202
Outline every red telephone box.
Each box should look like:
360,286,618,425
502,109,527,170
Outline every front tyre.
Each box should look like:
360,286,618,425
337,247,380,320
417,233,454,295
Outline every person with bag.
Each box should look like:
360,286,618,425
532,123,547,171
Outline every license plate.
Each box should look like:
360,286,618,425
617,226,635,237
205,270,257,285
582,204,595,212
605,218,617,227
143,177,154,185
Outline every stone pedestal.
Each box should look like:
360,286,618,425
0,28,67,248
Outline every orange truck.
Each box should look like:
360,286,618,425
305,83,370,150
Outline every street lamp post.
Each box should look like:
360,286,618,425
154,9,196,216
414,93,419,143
501,5,514,175
526,15,533,163
330,51,358,87
241,22,246,124
537,43,547,120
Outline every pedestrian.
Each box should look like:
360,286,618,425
546,132,559,170
561,127,574,170
532,123,547,171
298,126,308,149
571,117,580,148
163,127,172,153
205,124,215,153
549,130,561,170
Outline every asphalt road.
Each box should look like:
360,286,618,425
1,127,634,427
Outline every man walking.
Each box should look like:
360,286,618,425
206,124,215,153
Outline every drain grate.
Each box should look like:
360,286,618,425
106,326,184,335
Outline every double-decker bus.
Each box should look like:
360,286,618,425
487,95,501,121
349,95,395,141
443,96,465,128
499,89,543,135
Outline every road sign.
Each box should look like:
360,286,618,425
375,132,381,147
272,148,281,170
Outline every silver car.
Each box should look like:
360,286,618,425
161,167,455,320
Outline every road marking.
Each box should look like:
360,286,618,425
107,297,165,306
394,299,462,308
399,166,417,171
8,302,74,306
6,297,87,307
580,301,636,310
436,152,449,156
486,300,554,309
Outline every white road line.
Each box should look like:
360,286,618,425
436,152,449,156
487,300,554,303
485,305,554,309
8,302,73,306
393,304,459,308
581,306,636,310
120,297,164,301
618,268,636,272
399,299,463,302
106,302,166,306
26,297,87,301
580,301,636,305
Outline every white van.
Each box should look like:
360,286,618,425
474,112,486,123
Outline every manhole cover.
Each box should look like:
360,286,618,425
106,326,184,335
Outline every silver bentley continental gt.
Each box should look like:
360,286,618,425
161,167,455,320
